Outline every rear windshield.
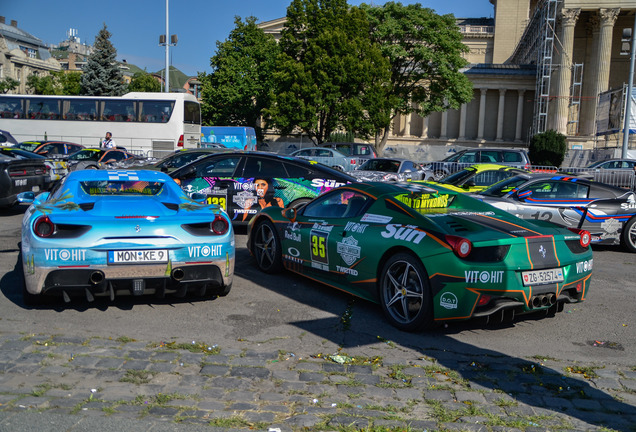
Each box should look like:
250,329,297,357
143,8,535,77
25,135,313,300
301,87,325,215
80,180,164,196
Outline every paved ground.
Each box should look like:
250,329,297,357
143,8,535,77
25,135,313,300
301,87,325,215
0,332,635,432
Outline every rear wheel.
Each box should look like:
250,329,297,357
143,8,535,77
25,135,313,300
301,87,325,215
332,165,344,171
621,216,636,253
379,253,433,331
252,220,282,273
432,170,446,181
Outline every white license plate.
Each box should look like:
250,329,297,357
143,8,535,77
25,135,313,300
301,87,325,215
521,268,564,286
108,249,169,264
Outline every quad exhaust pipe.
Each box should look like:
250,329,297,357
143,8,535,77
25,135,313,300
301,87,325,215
531,294,557,308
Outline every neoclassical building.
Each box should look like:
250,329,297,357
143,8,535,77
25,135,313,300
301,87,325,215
0,16,61,94
259,0,636,154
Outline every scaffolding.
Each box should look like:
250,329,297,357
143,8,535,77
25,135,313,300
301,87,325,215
568,63,583,135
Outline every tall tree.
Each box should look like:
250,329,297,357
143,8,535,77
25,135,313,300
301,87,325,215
26,71,81,95
80,23,126,96
201,16,279,141
267,0,392,145
360,2,474,152
0,77,18,94
128,72,161,92
26,73,56,95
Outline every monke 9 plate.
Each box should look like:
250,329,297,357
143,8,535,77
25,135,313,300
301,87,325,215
247,182,593,331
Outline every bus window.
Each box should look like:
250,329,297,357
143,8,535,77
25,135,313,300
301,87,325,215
184,101,201,124
0,97,24,119
140,100,174,123
63,99,98,121
101,100,137,122
27,98,60,120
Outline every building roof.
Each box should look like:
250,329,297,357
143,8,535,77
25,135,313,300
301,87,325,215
0,22,47,48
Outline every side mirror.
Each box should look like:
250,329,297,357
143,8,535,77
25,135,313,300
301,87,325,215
191,192,207,202
17,191,35,204
282,207,296,221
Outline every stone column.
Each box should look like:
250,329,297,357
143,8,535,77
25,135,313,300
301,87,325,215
593,9,620,108
496,88,507,141
515,89,526,142
554,8,580,135
580,14,601,136
458,103,467,140
419,116,429,138
440,110,448,139
405,111,413,137
478,88,487,140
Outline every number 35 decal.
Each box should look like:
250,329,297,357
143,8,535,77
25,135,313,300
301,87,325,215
310,231,329,264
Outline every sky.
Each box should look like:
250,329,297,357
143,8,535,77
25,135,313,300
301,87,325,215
3,0,495,77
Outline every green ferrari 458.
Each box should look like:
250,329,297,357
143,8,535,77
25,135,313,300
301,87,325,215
247,182,593,331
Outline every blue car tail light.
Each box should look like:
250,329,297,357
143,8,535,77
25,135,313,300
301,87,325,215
34,216,55,238
211,214,229,235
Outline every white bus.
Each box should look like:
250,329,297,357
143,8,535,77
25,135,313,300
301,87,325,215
0,92,201,157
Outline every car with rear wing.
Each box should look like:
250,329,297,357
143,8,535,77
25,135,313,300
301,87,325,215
476,173,636,252
247,181,593,331
19,169,234,305
0,154,48,208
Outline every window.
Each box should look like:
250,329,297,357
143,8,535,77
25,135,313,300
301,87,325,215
479,151,499,163
139,100,174,123
303,190,369,219
283,162,311,178
64,99,98,120
243,157,288,178
27,98,60,120
184,101,201,124
503,151,523,163
457,151,478,163
195,156,241,177
102,100,136,121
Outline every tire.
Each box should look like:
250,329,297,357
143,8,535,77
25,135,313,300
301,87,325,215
332,165,344,171
86,165,98,170
252,219,282,273
288,198,310,211
621,216,636,253
378,253,433,331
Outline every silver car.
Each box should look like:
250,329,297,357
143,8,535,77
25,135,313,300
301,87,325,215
291,147,358,172
351,158,425,181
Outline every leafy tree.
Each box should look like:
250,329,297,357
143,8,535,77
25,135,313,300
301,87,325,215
528,130,566,167
360,2,474,152
267,0,392,145
128,72,161,92
26,71,82,95
201,16,279,141
80,23,126,96
0,77,19,94
27,73,56,95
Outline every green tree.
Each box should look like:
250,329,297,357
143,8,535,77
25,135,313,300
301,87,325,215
528,130,567,167
128,72,161,92
27,73,57,94
267,0,392,145
58,71,82,95
360,2,474,152
0,77,19,93
80,23,126,96
201,16,279,141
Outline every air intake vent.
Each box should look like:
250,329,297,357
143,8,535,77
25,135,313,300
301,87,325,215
446,221,468,232
79,203,95,211
162,202,179,211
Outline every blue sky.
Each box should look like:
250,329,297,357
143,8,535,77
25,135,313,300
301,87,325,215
3,0,494,77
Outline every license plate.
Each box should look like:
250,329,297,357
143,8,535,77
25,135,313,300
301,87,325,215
521,268,564,286
108,249,169,264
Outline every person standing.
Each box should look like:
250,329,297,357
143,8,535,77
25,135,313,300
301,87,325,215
101,132,117,149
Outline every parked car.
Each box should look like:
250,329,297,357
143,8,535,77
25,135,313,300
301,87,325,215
0,154,48,208
422,148,531,180
170,151,356,224
16,141,84,159
324,142,378,165
423,164,529,192
0,147,68,188
475,173,636,252
351,157,425,181
247,181,593,331
18,169,234,305
122,148,232,173
291,147,359,172
0,129,19,146
562,158,636,189
67,148,145,171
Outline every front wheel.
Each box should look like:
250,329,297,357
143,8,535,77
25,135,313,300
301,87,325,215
621,216,636,253
432,170,446,181
379,253,433,331
252,219,282,273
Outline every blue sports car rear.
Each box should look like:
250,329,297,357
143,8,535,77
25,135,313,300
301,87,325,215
19,170,234,305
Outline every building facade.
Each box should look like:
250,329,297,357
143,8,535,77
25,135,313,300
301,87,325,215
0,16,61,94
